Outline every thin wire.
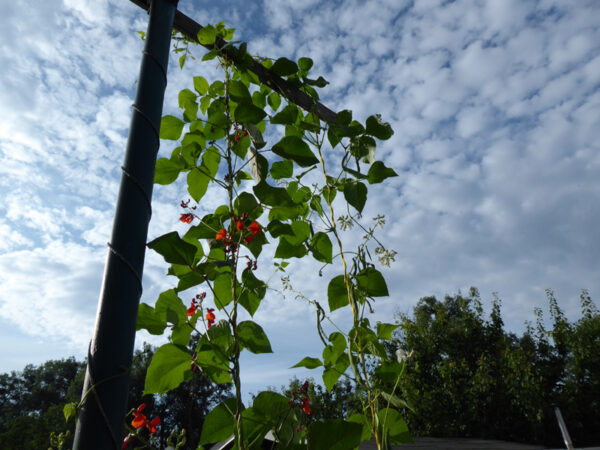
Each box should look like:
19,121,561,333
107,242,144,295
87,342,121,450
142,50,167,85
131,104,160,142
121,166,152,221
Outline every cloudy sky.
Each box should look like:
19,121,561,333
1,0,599,398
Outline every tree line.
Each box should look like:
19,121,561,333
1,288,597,448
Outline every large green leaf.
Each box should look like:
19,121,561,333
155,289,187,325
271,57,298,76
298,57,313,72
347,413,373,443
308,419,362,450
253,181,293,206
350,135,376,164
228,80,251,103
291,356,323,369
275,236,307,259
267,92,281,111
368,161,397,184
238,321,272,354
272,136,319,167
342,179,367,213
377,408,412,444
200,398,237,444
310,232,333,263
154,157,182,185
147,231,197,266
356,267,389,297
187,146,220,202
270,160,293,179
197,25,217,45
160,115,185,140
193,76,209,95
144,344,191,394
328,275,349,312
136,303,166,335
376,322,399,340
213,272,233,309
366,114,394,140
239,289,261,317
323,354,349,392
271,104,299,125
178,88,198,123
234,100,266,124
234,192,260,217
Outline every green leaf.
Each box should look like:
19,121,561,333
63,402,77,423
378,408,412,444
234,100,266,124
154,157,182,185
245,123,266,149
197,25,217,45
200,398,237,444
310,232,332,263
271,104,299,125
375,361,403,384
298,57,313,72
213,272,233,308
188,146,220,202
270,160,293,179
208,80,225,98
228,80,251,103
336,110,352,127
253,181,293,206
305,76,329,88
241,268,266,299
193,76,209,95
234,192,260,217
147,231,197,266
272,136,319,167
347,413,373,443
271,57,298,76
178,53,186,69
252,391,290,419
275,236,307,259
238,321,272,354
328,275,349,312
366,114,394,140
342,179,367,213
376,322,399,340
356,267,389,297
267,92,281,111
239,289,261,317
323,354,349,391
136,303,167,335
368,161,398,184
350,135,376,164
252,90,267,109
308,419,362,450
160,115,185,140
144,344,191,394
291,356,323,369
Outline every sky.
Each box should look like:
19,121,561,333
0,0,599,399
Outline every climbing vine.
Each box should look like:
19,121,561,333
132,22,408,449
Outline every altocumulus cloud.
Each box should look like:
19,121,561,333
0,0,598,393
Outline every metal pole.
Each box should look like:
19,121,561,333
73,0,177,448
554,407,574,450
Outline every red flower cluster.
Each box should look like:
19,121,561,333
205,308,216,328
180,213,194,224
129,403,160,435
187,292,206,317
288,380,311,415
234,128,249,142
215,214,262,251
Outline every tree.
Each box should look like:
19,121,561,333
388,288,599,447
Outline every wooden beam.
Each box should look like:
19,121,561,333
129,0,338,124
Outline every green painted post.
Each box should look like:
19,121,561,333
73,0,178,448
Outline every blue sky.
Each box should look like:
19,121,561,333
0,0,599,398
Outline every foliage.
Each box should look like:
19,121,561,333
388,288,600,447
134,22,404,449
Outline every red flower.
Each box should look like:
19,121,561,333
206,308,216,328
146,416,160,434
216,229,227,240
131,403,147,429
187,302,197,317
122,435,131,450
244,235,254,244
236,220,244,231
247,221,261,235
180,213,193,224
302,397,311,415
243,130,248,137
234,135,241,142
